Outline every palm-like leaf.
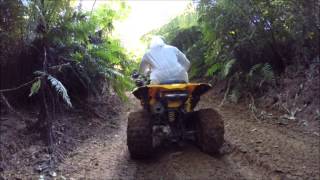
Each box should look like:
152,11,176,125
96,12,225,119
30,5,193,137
223,59,236,77
48,75,72,107
29,78,41,97
249,63,263,77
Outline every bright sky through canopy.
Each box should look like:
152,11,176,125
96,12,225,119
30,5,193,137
80,0,190,54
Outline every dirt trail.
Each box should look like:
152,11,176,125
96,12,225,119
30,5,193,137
58,91,320,180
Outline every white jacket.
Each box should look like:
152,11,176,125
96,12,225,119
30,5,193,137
139,43,190,84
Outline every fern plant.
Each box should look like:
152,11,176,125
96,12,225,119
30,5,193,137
222,59,236,78
247,63,275,89
29,72,72,108
206,63,222,77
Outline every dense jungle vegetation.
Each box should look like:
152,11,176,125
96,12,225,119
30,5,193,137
1,0,134,100
0,0,135,161
144,0,319,102
1,0,319,143
0,0,319,177
1,0,319,121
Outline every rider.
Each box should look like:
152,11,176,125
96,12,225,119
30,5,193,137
139,36,190,84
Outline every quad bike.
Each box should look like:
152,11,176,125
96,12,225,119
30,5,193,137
127,72,224,159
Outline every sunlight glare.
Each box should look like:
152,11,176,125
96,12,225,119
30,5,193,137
79,0,190,56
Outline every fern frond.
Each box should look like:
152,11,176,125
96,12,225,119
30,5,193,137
104,67,124,78
48,75,72,107
249,63,263,77
206,63,222,77
223,59,236,77
247,63,275,88
109,76,132,101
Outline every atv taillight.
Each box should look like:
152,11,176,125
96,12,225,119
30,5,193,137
161,92,189,109
163,93,188,100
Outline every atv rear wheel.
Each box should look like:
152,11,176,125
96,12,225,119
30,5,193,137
195,108,224,155
127,110,153,159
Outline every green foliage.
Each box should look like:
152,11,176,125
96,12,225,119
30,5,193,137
144,0,318,98
29,78,41,97
222,59,236,78
198,0,318,73
0,0,26,61
2,0,319,104
25,0,133,99
141,4,198,45
247,63,275,88
206,63,222,77
1,0,134,104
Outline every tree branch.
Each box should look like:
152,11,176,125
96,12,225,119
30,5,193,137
248,93,260,121
219,75,234,107
0,62,69,93
48,63,71,70
1,92,25,121
91,0,97,15
0,78,37,93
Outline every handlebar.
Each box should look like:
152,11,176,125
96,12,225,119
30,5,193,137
131,70,150,87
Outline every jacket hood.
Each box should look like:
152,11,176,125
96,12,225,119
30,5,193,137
149,36,165,49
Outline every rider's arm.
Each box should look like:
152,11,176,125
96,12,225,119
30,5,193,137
139,54,150,75
176,48,190,71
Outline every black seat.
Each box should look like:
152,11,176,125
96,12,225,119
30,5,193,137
159,79,187,84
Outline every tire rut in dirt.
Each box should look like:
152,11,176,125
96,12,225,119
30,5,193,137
127,110,153,159
195,108,225,155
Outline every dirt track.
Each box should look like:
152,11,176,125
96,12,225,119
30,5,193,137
58,91,320,180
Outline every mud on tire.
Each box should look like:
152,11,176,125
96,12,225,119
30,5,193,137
127,110,153,159
195,108,224,155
